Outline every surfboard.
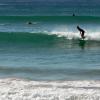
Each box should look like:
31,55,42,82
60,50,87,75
79,36,86,41
79,38,85,41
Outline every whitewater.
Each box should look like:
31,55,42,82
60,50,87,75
50,31,100,41
0,78,100,100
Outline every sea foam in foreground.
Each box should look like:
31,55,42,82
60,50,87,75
0,78,100,100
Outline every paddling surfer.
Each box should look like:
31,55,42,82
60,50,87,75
77,26,85,39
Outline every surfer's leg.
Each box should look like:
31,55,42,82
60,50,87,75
81,32,85,39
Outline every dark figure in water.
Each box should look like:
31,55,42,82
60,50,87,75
73,13,75,16
27,21,32,25
77,26,85,39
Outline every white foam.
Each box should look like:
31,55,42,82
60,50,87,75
0,78,100,100
51,31,100,41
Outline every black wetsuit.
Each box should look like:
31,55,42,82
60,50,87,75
77,26,85,39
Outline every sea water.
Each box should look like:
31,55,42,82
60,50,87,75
0,1,100,99
0,16,100,81
0,0,100,16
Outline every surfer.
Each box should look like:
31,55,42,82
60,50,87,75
73,13,75,16
77,26,85,39
27,21,32,25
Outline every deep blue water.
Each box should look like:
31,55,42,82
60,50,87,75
0,0,100,16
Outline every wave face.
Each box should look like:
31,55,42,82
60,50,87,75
0,31,100,44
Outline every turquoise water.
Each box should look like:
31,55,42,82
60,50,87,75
0,16,100,80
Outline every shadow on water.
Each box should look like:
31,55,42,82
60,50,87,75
79,40,86,50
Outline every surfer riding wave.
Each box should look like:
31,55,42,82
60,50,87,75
77,26,85,39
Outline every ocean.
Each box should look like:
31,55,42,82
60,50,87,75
0,0,100,16
0,1,100,99
0,16,100,81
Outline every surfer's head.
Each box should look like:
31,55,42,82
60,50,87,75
73,13,75,16
27,21,32,25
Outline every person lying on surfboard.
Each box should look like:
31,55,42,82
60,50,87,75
77,26,85,39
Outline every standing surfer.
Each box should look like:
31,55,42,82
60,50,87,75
77,26,85,39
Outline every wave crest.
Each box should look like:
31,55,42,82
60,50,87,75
50,31,100,41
